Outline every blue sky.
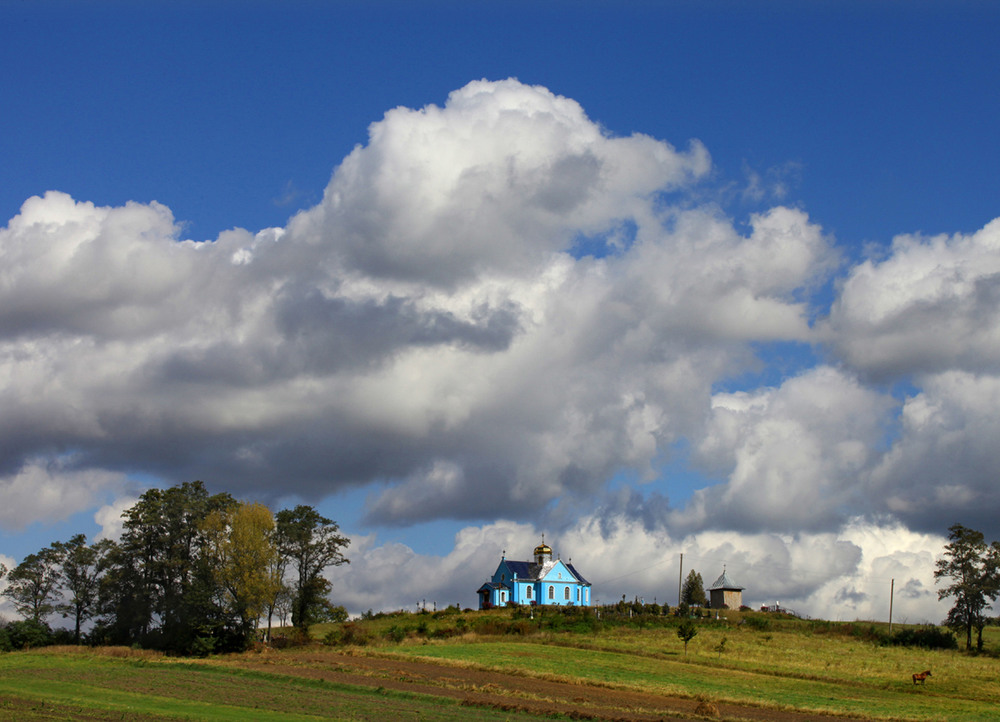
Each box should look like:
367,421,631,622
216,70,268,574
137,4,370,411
2,1,1000,621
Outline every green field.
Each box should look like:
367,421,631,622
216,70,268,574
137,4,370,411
0,646,546,721
1,611,999,721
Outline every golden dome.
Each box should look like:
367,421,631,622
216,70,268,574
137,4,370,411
533,543,552,557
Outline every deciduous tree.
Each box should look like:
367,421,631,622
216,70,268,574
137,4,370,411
52,534,113,643
101,481,236,652
203,502,282,644
935,523,1000,651
275,505,349,629
2,547,62,623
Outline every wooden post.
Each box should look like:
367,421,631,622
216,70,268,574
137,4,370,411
678,553,683,607
889,578,894,635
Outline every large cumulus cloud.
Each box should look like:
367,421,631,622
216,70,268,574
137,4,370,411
0,79,835,529
4,78,997,619
826,219,1000,378
823,218,1000,539
682,366,896,534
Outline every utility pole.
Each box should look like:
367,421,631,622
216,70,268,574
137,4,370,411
677,553,683,607
888,578,894,635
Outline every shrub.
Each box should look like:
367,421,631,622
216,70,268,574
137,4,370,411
743,615,771,632
1,620,53,650
188,636,216,658
843,623,889,646
271,628,312,649
323,622,370,647
473,618,510,636
677,620,698,655
891,626,957,650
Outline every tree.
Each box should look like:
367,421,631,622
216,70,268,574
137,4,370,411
100,481,236,652
0,619,52,651
52,534,113,643
934,523,1000,651
275,505,349,630
262,547,292,642
2,547,62,623
203,502,282,645
677,619,698,655
681,570,707,607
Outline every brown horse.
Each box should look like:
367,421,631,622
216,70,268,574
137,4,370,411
912,670,932,685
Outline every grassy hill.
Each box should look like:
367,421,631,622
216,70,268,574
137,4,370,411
2,607,998,721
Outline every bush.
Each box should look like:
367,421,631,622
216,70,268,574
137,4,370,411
743,615,771,632
323,622,370,647
1,619,53,650
473,617,512,636
188,636,216,658
386,625,407,643
270,628,312,649
891,626,957,650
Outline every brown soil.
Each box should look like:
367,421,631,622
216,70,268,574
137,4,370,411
230,649,872,722
0,696,161,721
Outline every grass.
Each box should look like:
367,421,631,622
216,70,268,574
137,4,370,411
384,635,994,721
2,612,999,721
0,646,543,721
317,607,1000,721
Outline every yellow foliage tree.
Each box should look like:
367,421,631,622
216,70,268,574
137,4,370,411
203,502,282,641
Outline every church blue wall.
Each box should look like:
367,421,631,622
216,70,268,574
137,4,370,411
478,556,591,609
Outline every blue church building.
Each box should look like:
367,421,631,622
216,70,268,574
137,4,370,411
477,540,592,609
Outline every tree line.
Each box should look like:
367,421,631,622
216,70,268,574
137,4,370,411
0,481,348,655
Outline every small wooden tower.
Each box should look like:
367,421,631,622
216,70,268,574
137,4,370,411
708,567,744,610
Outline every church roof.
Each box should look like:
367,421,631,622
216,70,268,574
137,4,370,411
566,563,590,586
709,569,743,591
501,558,591,586
477,581,508,592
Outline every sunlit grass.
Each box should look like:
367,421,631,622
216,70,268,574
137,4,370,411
358,611,1000,721
0,646,542,721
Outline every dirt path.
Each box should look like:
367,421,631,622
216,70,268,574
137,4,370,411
229,649,872,722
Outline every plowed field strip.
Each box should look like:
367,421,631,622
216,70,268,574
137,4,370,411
228,651,871,722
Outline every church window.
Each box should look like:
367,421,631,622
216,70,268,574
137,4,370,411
564,587,570,600
548,586,554,600
526,586,532,599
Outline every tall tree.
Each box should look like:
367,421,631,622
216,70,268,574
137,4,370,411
681,570,707,607
52,535,112,643
935,523,1000,651
104,481,235,652
262,534,292,642
275,505,349,630
203,502,282,644
2,547,62,623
